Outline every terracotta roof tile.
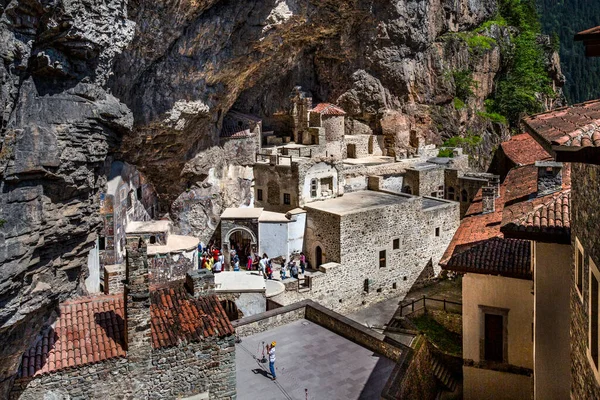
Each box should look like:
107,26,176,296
19,295,126,378
149,283,234,349
501,190,571,242
442,161,571,273
575,26,600,41
500,133,551,166
20,282,234,377
445,238,532,280
522,100,600,163
309,103,346,116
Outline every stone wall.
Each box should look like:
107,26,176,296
393,337,438,400
278,196,459,314
148,249,197,284
403,167,445,198
253,162,299,213
323,115,345,159
104,264,125,294
11,336,236,400
570,163,600,399
343,135,382,159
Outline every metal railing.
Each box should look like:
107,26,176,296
399,295,462,316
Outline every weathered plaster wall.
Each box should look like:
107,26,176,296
463,366,532,400
533,242,571,400
462,273,533,368
148,248,197,284
258,222,288,260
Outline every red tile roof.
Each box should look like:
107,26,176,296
309,103,346,116
19,295,126,378
445,238,532,280
19,284,234,377
500,133,551,166
441,161,570,275
501,190,571,243
150,284,234,349
522,100,600,164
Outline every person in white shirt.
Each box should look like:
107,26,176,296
213,260,222,273
267,341,276,380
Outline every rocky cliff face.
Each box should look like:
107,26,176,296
0,0,562,393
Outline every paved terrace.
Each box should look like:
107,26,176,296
236,319,396,400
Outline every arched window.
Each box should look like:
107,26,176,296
311,179,318,198
447,187,455,200
461,189,468,202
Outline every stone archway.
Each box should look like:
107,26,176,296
315,245,323,268
224,226,257,269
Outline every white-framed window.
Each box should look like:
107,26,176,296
588,257,600,382
310,179,318,198
576,237,585,301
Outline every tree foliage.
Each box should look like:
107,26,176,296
485,0,554,127
537,0,600,103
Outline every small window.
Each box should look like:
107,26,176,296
461,190,468,202
379,250,386,268
99,236,106,250
150,235,156,244
136,186,143,200
311,179,318,198
590,257,600,376
447,187,455,200
283,193,291,205
257,189,263,201
435,227,440,237
484,313,504,362
393,238,400,250
127,190,133,209
576,238,584,299
430,192,437,197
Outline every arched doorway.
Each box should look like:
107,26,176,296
315,246,323,268
224,227,257,269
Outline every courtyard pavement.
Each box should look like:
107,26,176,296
235,319,396,400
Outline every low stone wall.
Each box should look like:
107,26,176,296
305,302,406,363
390,337,438,400
11,336,236,400
232,301,307,337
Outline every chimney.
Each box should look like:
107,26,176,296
482,186,496,214
536,161,563,196
489,175,500,197
124,237,151,361
185,269,215,298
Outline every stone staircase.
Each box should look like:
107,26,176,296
431,355,457,392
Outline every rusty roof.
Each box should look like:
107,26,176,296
309,103,346,116
522,100,600,164
19,284,233,378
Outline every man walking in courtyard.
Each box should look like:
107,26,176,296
267,341,276,381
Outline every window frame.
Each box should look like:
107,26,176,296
310,179,318,198
257,188,263,201
576,237,585,302
379,250,387,268
479,305,509,365
588,257,600,384
435,227,440,237
392,238,400,250
283,193,291,205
